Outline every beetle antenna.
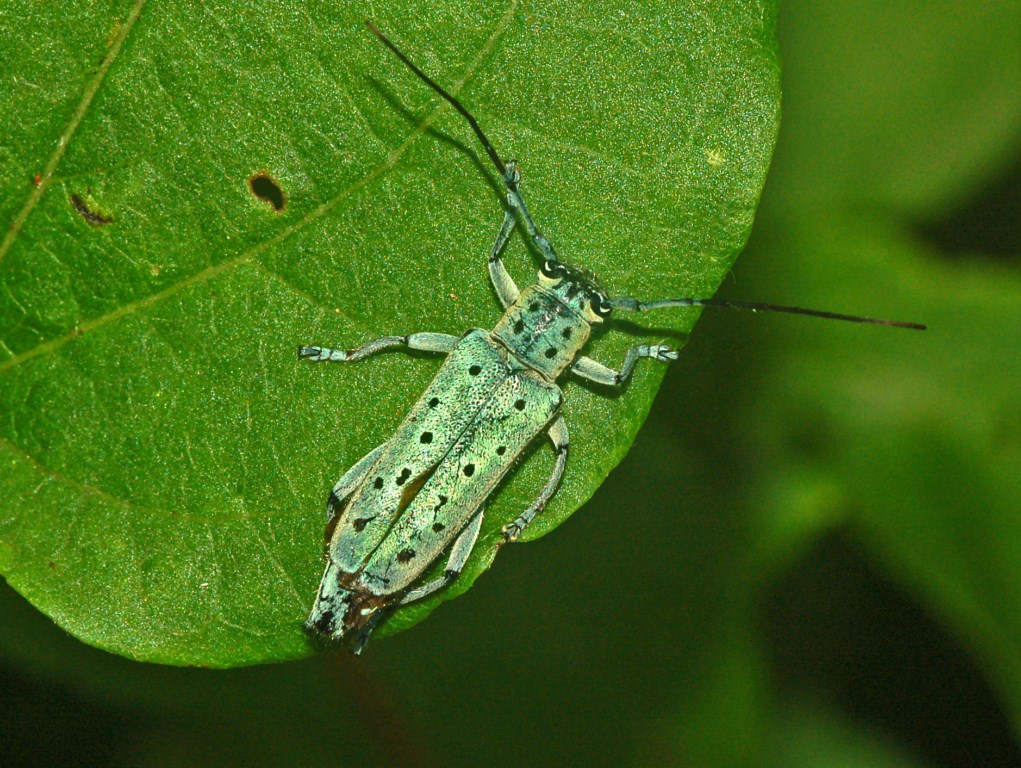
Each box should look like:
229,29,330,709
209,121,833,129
366,20,509,179
367,21,563,265
607,296,926,330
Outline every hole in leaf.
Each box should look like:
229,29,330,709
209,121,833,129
249,172,285,212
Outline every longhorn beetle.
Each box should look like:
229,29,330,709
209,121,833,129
302,21,925,652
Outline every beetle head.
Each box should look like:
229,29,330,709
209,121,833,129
537,260,612,323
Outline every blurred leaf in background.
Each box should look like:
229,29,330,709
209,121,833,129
653,0,1021,766
2,1,1020,768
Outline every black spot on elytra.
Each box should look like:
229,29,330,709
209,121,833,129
313,610,335,632
420,431,433,443
249,172,285,211
397,548,415,563
352,517,372,532
514,399,526,410
496,446,507,455
562,327,572,339
434,495,449,512
396,468,411,486
463,463,475,477
545,347,558,359
514,319,525,334
432,522,445,532
469,365,481,376
373,477,384,489
429,397,440,407
529,301,541,312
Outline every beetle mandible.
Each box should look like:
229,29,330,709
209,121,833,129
301,22,924,651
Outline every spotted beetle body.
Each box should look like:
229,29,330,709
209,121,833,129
304,261,625,646
301,23,924,651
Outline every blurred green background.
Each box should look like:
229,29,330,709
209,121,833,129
2,1,1020,766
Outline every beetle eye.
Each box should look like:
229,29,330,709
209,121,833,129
540,260,559,278
592,294,612,317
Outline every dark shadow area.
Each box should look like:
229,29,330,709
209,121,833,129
0,663,134,768
764,529,1021,768
919,150,1021,261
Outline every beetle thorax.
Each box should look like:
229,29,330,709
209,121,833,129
493,283,593,379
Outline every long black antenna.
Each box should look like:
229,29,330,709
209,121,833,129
366,20,509,179
607,296,926,330
367,21,924,333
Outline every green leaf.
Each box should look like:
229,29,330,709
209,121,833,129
0,0,780,665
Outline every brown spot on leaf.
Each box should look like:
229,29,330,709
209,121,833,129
70,194,112,225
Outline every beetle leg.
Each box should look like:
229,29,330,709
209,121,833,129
398,508,485,604
570,345,679,387
489,207,520,307
299,332,458,362
503,161,560,264
502,416,569,542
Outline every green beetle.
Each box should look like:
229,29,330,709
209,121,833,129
302,22,923,651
